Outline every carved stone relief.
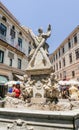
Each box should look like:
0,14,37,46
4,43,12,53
7,119,34,130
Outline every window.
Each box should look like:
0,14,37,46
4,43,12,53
54,65,55,72
75,48,79,60
63,71,66,79
54,56,55,61
18,38,22,49
0,23,7,36
28,47,31,54
10,27,15,39
56,53,58,60
18,58,21,69
59,61,61,68
72,71,75,78
68,39,71,49
59,49,60,57
62,47,64,53
9,59,12,66
56,63,58,70
69,53,72,63
0,50,4,63
74,34,77,43
60,73,62,79
2,16,7,22
62,46,65,54
63,58,65,67
12,25,15,30
19,31,22,36
51,58,53,63
57,74,59,79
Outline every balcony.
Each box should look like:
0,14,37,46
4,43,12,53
10,39,14,47
0,35,25,55
10,40,23,52
14,44,23,52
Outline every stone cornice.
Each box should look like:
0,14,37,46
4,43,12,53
0,63,25,75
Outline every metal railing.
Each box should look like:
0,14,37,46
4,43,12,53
0,34,25,54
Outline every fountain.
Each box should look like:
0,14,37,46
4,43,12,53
1,25,79,130
25,24,59,104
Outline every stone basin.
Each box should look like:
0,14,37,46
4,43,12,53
0,107,79,129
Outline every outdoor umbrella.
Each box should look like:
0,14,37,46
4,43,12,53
68,80,79,85
5,81,16,86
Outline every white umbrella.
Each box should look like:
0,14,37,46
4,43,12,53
58,80,69,85
68,80,79,85
5,81,16,86
58,80,64,85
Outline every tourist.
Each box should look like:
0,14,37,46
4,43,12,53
8,84,16,93
13,83,21,98
7,84,16,97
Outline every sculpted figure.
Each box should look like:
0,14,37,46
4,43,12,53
47,73,57,87
69,85,78,100
28,24,51,66
7,119,34,130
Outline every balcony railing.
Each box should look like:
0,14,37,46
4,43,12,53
10,39,14,47
14,44,24,53
0,35,25,54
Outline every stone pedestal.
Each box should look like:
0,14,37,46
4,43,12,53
26,26,53,104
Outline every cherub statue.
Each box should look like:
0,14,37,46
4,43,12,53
47,73,57,87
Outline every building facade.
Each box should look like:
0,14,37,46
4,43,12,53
50,26,79,81
0,2,33,82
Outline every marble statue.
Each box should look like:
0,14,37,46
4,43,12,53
28,24,51,59
27,24,52,73
25,25,59,103
69,85,79,100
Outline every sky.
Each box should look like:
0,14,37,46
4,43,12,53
0,0,79,54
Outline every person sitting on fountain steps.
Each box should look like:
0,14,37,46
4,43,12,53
13,83,21,98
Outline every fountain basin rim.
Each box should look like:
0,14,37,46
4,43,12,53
0,107,78,117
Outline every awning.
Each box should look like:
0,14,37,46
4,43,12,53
15,74,24,81
0,75,8,84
